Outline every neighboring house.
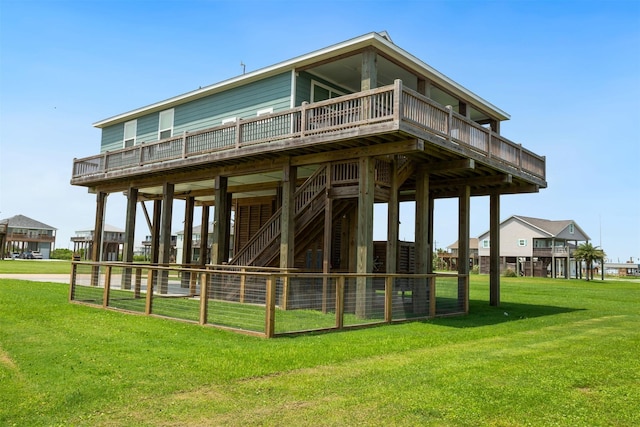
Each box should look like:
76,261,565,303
477,215,590,278
604,260,640,277
0,214,57,259
71,224,125,261
442,238,479,270
175,222,218,264
141,234,177,262
70,31,547,314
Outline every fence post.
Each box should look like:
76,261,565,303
68,262,77,301
265,275,276,338
240,268,247,304
199,272,209,325
102,265,112,309
384,275,393,323
145,268,154,315
429,275,436,317
335,276,344,329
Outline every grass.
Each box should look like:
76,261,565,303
1,272,639,426
0,259,72,274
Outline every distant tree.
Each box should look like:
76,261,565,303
51,248,73,260
574,242,606,281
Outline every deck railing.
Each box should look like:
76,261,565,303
69,261,468,338
72,81,545,181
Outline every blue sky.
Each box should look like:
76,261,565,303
1,0,638,262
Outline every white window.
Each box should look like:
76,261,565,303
311,80,345,102
569,223,574,234
158,109,174,140
123,120,137,147
482,239,490,248
518,239,527,247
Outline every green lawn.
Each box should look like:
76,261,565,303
0,259,72,274
1,274,638,426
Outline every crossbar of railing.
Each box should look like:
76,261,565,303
69,261,468,338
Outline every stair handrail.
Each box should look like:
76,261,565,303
230,166,327,266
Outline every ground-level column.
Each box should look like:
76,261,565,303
414,167,429,315
122,187,138,290
356,156,375,318
181,196,195,287
158,182,174,293
280,162,297,309
211,177,230,265
458,185,471,313
489,192,500,306
199,206,210,266
386,158,399,275
91,192,107,286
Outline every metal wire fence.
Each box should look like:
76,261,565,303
69,262,468,338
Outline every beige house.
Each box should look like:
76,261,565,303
478,215,590,278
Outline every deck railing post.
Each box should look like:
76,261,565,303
446,105,453,142
394,79,403,121
181,131,187,158
518,143,523,171
235,120,242,149
300,102,308,136
487,129,493,159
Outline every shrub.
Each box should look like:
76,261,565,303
503,268,517,277
50,248,73,260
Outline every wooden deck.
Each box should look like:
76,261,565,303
71,80,546,192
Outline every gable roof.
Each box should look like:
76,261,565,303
1,214,57,231
447,238,479,250
478,215,590,240
94,31,509,128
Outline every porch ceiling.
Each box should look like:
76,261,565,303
307,53,490,122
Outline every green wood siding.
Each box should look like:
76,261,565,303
100,72,292,152
101,122,124,152
174,72,292,134
137,114,159,143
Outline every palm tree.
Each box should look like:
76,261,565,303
574,242,606,280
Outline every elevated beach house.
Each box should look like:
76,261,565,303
70,32,546,324
477,216,589,278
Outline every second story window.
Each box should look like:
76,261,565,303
518,239,527,247
482,239,490,248
569,223,574,234
159,109,174,139
123,120,137,147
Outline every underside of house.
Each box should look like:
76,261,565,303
70,33,547,327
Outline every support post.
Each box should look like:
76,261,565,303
199,205,210,266
181,196,195,287
91,192,107,287
280,161,297,309
414,167,429,315
458,185,471,314
356,156,375,318
122,187,138,290
322,164,333,314
211,177,230,265
159,182,174,293
489,192,501,306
